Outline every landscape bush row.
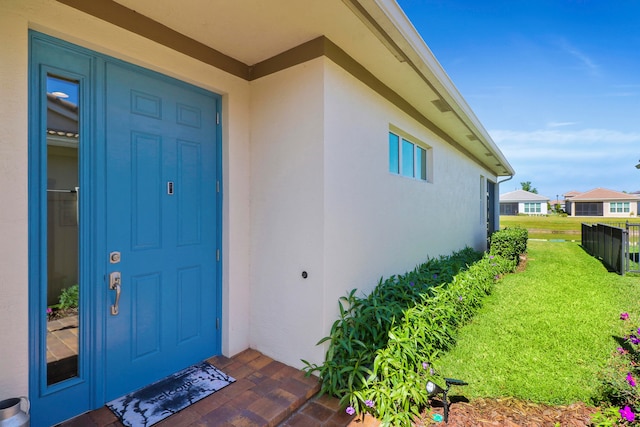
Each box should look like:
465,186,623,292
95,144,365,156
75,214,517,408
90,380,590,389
303,227,527,426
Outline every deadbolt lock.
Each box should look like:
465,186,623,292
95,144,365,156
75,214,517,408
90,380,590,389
110,251,121,264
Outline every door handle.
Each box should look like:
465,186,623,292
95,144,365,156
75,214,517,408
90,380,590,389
109,271,121,315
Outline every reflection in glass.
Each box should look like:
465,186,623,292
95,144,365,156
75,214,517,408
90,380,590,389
46,76,80,385
417,146,427,181
401,139,414,177
388,132,399,174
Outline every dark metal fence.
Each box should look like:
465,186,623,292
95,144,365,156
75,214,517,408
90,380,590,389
582,222,639,275
629,224,640,273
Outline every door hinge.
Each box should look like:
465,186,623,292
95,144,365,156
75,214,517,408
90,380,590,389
216,318,220,330
216,180,220,193
216,249,220,261
216,112,220,125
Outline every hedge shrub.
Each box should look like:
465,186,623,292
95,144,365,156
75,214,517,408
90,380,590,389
489,226,528,263
302,247,482,400
305,229,527,426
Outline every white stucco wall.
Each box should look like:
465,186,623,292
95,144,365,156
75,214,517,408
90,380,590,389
321,60,495,353
249,59,327,368
0,0,252,397
0,6,30,398
247,58,497,368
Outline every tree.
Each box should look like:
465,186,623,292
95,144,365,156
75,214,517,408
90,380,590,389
520,181,538,194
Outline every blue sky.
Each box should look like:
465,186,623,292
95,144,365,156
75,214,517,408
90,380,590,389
397,0,640,200
48,76,79,104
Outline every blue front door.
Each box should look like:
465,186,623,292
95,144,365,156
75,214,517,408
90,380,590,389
103,62,221,400
29,32,222,425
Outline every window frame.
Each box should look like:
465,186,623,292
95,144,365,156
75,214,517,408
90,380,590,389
523,202,541,213
610,202,630,213
388,126,432,182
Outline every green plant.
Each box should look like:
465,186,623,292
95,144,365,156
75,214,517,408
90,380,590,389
594,313,640,424
304,248,517,426
354,254,514,425
302,247,483,401
489,227,528,263
58,284,79,310
591,406,622,426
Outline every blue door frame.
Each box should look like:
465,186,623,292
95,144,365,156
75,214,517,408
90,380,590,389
28,32,223,426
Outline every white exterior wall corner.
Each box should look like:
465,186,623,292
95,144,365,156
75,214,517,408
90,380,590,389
321,59,492,344
0,0,253,397
248,58,326,369
0,7,30,397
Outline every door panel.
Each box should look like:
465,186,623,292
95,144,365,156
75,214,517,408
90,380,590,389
30,32,222,425
104,62,219,400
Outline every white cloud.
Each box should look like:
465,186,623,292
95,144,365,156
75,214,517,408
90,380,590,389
556,38,599,77
491,128,640,144
492,127,640,197
546,121,577,128
490,128,640,162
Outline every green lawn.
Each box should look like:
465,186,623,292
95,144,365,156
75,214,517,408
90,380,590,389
500,215,640,241
433,240,640,405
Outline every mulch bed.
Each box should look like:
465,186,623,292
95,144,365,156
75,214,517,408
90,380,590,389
420,397,597,426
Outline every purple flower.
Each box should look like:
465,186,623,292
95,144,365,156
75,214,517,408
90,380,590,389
430,367,435,375
346,406,355,416
632,336,640,345
422,362,429,370
46,307,52,314
458,296,463,301
627,372,636,387
620,406,635,422
621,312,630,320
618,347,627,354
409,282,415,287
365,400,375,408
494,275,499,280
489,255,495,259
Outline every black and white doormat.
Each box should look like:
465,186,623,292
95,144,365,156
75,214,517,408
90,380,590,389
107,362,235,427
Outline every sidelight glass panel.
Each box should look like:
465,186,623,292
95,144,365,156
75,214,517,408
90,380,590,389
46,76,80,385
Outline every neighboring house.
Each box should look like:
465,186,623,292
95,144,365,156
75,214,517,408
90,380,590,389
550,198,565,212
565,188,640,217
499,190,550,215
0,1,515,424
563,190,581,198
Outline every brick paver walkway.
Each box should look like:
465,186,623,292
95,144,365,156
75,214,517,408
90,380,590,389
47,315,78,363
57,349,380,427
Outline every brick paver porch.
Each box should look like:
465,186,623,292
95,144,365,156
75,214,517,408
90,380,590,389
57,349,381,427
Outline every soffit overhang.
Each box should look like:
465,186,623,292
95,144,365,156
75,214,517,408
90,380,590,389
56,0,514,177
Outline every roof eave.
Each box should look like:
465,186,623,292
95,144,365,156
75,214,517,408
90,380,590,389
357,0,515,177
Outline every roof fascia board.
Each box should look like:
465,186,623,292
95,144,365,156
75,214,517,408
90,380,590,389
349,0,515,176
